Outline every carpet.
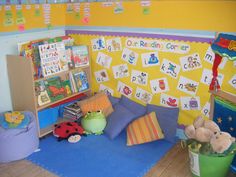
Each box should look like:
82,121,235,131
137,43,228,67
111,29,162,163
27,131,175,177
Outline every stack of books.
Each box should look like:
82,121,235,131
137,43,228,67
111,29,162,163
63,102,83,121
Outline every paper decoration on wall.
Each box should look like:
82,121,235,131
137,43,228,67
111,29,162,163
102,2,114,7
114,2,123,14
112,64,129,79
141,0,151,15
177,76,199,95
180,53,202,71
131,70,148,86
204,46,227,69
117,81,133,98
96,52,112,69
99,84,114,96
150,77,169,94
26,4,31,10
135,87,153,104
229,74,236,89
66,3,73,13
200,68,224,86
234,60,236,67
107,38,122,52
4,6,14,26
121,48,139,65
91,37,106,51
94,69,109,83
43,4,51,25
141,51,159,67
18,24,25,32
160,59,181,79
73,3,80,19
34,4,40,17
0,6,2,11
16,6,25,25
160,93,179,108
180,96,201,110
201,102,210,117
83,3,90,17
126,38,190,54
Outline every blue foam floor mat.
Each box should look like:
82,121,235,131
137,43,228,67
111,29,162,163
27,131,175,177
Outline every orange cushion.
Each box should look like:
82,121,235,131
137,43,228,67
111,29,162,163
78,92,113,117
127,112,164,146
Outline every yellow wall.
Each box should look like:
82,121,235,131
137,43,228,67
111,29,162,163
0,1,236,33
70,33,235,125
66,1,236,32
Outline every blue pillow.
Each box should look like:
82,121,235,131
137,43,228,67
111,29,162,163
104,104,136,139
119,96,146,117
108,95,121,107
147,104,179,143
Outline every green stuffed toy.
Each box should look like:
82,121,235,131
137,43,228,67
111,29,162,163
81,110,107,135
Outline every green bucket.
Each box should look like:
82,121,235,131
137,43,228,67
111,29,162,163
189,148,235,177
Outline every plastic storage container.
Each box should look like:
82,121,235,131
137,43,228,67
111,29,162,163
38,107,59,129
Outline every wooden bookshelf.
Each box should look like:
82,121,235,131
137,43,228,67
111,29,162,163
7,51,92,138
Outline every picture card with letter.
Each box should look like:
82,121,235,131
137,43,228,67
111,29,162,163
106,37,122,52
180,53,202,72
200,68,224,86
121,48,139,65
150,77,169,94
94,69,109,83
141,51,160,67
201,102,210,118
131,70,148,86
180,96,201,110
91,37,106,51
96,52,112,69
177,76,199,95
160,59,181,79
160,93,179,108
112,64,129,79
135,87,153,104
99,84,114,96
204,47,227,69
117,81,133,98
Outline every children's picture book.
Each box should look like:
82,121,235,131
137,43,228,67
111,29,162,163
73,71,89,92
39,42,67,77
44,76,66,102
72,45,89,67
61,79,72,96
65,46,75,69
35,80,51,106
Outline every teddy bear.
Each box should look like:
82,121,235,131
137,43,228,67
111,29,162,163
185,116,220,143
185,115,236,154
210,131,235,153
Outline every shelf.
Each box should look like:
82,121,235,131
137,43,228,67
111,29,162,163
35,64,90,82
37,88,91,111
39,117,70,138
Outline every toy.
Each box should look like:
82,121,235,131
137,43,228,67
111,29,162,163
53,121,85,143
81,110,106,135
210,131,236,153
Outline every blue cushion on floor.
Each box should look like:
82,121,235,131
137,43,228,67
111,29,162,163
147,104,179,143
119,95,146,117
105,104,136,139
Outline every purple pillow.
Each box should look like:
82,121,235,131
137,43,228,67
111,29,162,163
147,104,179,143
119,96,146,117
108,95,121,107
104,104,136,139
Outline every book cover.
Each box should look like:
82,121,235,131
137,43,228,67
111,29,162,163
61,79,72,96
39,42,69,77
35,80,51,106
64,102,81,113
72,45,89,67
73,71,89,92
44,76,66,102
65,46,75,69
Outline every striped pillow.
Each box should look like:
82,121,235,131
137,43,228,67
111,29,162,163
127,112,164,146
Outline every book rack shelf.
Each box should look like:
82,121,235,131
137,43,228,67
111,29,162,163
7,53,92,137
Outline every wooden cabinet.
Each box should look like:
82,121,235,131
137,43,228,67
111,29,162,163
7,53,91,137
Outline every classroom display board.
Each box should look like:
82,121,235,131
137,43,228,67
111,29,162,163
1,1,236,34
68,32,235,125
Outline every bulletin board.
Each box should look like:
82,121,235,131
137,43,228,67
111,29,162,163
67,31,236,126
0,4,65,33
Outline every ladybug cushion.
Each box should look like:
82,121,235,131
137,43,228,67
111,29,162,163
53,121,85,143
